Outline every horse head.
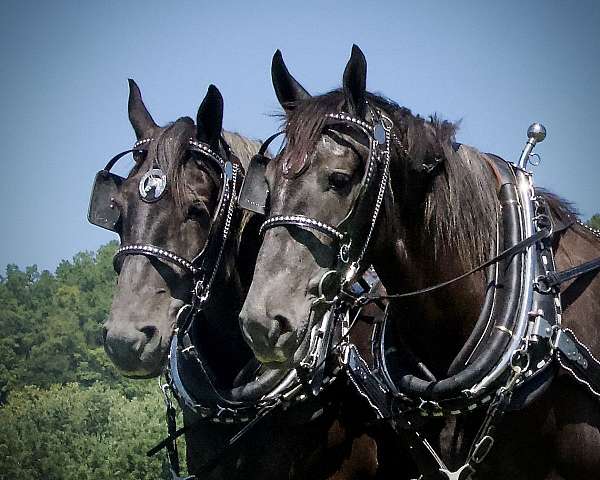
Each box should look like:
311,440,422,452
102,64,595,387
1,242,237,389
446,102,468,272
100,81,238,377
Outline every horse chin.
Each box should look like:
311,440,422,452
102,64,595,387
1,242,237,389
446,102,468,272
117,340,170,379
261,306,320,371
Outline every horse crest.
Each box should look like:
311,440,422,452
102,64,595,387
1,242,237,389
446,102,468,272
139,168,167,202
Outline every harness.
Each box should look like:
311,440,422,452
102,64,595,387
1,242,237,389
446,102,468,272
90,134,363,479
239,113,600,480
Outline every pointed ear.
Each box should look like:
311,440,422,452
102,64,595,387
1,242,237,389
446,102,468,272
342,45,367,118
271,50,311,111
196,84,223,148
128,79,158,139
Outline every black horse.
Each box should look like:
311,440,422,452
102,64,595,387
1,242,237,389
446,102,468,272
96,80,381,479
240,46,600,479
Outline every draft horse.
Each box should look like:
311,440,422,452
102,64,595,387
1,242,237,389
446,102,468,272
92,80,380,479
239,45,600,479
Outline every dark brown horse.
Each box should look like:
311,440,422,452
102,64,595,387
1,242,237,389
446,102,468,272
240,46,600,479
97,80,381,479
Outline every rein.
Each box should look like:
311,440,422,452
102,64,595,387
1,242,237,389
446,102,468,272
358,225,556,305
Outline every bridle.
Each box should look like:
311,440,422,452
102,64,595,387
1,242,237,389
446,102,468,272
237,106,400,396
89,134,246,479
251,110,396,288
109,137,240,312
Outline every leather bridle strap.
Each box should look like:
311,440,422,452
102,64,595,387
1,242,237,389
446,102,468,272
260,214,345,241
537,256,600,291
114,244,200,275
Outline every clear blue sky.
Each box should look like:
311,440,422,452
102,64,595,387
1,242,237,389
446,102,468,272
1,0,598,271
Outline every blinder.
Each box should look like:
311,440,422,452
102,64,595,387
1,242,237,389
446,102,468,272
88,170,124,232
238,131,283,215
87,147,148,232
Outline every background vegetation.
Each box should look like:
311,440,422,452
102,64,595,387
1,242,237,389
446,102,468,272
0,213,598,478
0,242,172,479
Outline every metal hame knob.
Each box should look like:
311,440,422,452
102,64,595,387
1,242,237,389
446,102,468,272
527,123,547,143
518,122,547,168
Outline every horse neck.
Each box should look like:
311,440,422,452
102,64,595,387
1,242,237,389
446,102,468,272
202,240,244,331
372,147,498,373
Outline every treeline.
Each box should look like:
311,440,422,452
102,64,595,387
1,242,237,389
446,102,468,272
1,214,598,478
0,242,170,479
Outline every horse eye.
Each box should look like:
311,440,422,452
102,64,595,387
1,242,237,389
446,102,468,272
328,172,351,190
187,202,210,223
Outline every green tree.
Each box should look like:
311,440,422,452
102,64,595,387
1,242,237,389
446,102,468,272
588,213,600,231
0,240,143,402
0,383,170,480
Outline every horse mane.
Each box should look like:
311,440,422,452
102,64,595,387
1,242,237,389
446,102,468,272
222,131,262,170
275,89,578,269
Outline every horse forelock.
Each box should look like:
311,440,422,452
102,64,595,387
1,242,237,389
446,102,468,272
277,91,346,177
138,120,261,214
222,130,262,170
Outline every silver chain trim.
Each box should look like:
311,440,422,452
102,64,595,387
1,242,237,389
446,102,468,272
196,164,239,303
260,214,345,240
577,219,600,239
114,244,199,275
188,138,227,169
356,114,393,265
133,137,153,148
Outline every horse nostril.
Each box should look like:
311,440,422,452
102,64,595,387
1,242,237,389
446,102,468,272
140,326,157,342
273,315,292,335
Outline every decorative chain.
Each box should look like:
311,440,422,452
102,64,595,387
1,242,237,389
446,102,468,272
196,163,239,303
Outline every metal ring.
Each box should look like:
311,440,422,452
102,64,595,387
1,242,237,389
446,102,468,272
318,270,339,300
339,242,351,264
528,152,541,166
534,274,553,294
510,349,530,372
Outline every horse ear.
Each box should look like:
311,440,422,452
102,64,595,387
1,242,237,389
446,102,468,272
342,45,367,118
128,79,158,139
272,50,311,111
196,84,223,148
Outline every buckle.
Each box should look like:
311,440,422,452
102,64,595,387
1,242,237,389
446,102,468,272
471,435,494,464
418,399,444,417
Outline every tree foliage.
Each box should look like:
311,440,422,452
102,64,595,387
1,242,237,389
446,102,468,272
0,383,169,480
0,241,141,402
0,242,174,478
588,213,600,231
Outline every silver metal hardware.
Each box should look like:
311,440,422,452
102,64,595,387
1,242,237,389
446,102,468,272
139,168,167,202
517,122,546,169
529,313,552,342
471,435,494,464
553,329,588,368
374,123,386,145
439,464,474,480
339,242,351,263
224,161,233,180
